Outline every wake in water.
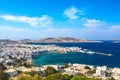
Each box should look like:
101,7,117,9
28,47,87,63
80,48,112,56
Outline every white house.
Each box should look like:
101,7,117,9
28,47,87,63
96,66,107,76
112,68,120,80
5,69,18,77
0,58,6,63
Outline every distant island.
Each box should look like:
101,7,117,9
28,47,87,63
1,37,120,44
18,37,103,43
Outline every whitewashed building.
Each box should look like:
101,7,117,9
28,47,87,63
96,66,107,76
112,68,120,80
5,69,18,77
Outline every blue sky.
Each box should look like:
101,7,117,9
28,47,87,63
0,0,120,40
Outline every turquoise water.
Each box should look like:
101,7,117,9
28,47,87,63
32,43,120,68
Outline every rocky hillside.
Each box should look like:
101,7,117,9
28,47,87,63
31,37,88,43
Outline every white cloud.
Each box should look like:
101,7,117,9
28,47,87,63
0,25,120,40
0,26,41,40
63,7,105,29
82,18,105,28
64,6,85,20
0,15,52,27
40,24,120,40
110,25,120,30
40,28,78,38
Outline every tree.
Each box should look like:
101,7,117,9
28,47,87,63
71,76,85,80
71,76,101,80
9,78,14,80
17,74,32,80
44,66,57,76
62,74,71,80
86,69,96,74
89,78,101,80
45,73,72,80
64,63,69,68
84,66,91,70
77,73,85,77
45,73,63,80
106,78,113,80
23,63,32,68
33,74,44,80
25,71,38,76
0,63,8,80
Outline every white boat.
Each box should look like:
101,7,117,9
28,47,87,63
86,51,95,54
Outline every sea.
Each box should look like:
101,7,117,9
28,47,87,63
30,43,120,68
